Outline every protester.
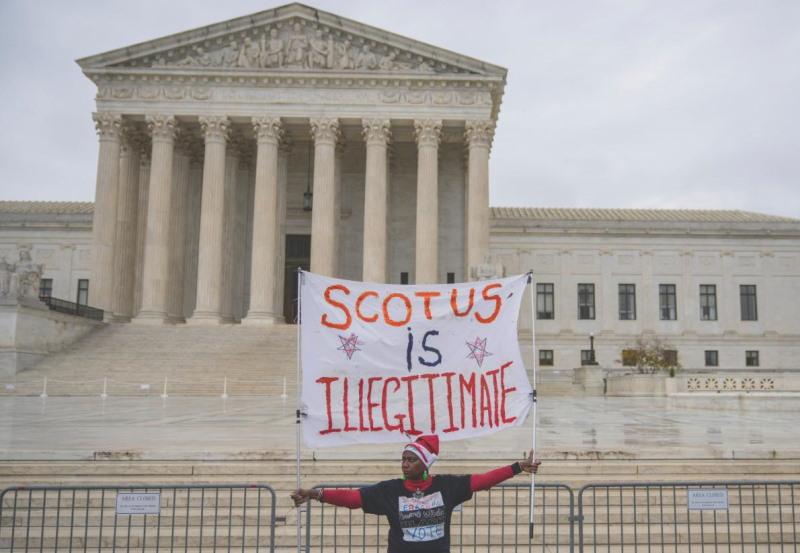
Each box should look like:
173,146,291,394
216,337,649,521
292,434,540,552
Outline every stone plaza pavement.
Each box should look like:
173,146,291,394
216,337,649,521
1,394,798,462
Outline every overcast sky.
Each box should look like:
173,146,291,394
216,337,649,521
1,0,798,218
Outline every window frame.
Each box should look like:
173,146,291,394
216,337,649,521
699,284,718,321
536,283,555,320
745,350,760,367
577,283,595,320
659,283,677,320
740,284,758,321
704,350,719,367
538,349,554,367
618,283,637,320
77,279,89,306
39,278,53,299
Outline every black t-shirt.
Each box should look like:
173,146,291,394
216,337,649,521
359,475,472,553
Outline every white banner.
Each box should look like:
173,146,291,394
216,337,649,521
299,272,532,447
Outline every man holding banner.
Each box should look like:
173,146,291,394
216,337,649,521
293,272,540,551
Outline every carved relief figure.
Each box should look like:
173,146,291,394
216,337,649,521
286,22,309,67
308,29,330,69
0,257,10,296
355,44,378,70
221,40,240,67
334,39,354,69
238,37,262,68
261,28,284,68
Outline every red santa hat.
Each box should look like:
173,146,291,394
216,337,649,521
403,435,440,469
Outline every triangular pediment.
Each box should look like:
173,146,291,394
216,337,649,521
77,3,506,79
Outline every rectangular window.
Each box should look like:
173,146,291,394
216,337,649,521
577,283,595,320
39,278,53,299
705,350,719,367
618,284,637,320
659,284,677,320
77,279,89,306
746,350,760,367
400,272,409,285
740,284,758,321
536,283,555,319
621,349,638,367
539,349,554,366
580,350,594,366
446,272,455,284
664,350,678,366
699,284,718,321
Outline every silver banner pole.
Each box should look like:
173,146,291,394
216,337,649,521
527,270,538,539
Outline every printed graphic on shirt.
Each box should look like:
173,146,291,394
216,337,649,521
398,491,446,542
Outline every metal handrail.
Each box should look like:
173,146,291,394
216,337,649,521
39,294,104,321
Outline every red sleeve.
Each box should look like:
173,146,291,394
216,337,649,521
470,465,517,492
320,488,363,509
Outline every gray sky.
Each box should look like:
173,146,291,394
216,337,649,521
1,0,799,218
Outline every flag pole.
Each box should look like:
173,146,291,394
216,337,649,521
527,270,538,539
295,268,304,553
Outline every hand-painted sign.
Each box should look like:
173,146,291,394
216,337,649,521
300,272,532,447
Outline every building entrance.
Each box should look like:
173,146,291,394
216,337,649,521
283,234,311,323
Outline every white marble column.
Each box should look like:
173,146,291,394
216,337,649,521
244,117,283,325
219,143,241,323
89,112,122,316
273,139,292,322
134,115,177,323
189,116,230,324
362,119,391,283
414,119,442,284
166,137,191,323
464,120,494,279
309,118,340,277
133,147,151,315
110,127,141,322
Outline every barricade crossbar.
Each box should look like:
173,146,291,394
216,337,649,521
0,483,276,552
578,480,800,552
303,482,575,552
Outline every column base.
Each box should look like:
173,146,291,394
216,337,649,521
132,310,171,325
111,313,132,323
187,311,229,325
241,312,283,326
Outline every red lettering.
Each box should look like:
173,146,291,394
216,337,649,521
321,284,352,330
458,373,477,428
420,373,439,433
357,379,369,431
479,373,493,428
367,376,383,431
355,291,379,323
485,368,500,426
499,361,517,424
343,377,357,432
441,372,458,433
414,291,441,320
450,288,475,317
475,283,502,324
316,377,341,434
401,375,422,436
382,377,405,432
383,293,412,327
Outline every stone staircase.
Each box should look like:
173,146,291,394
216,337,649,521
2,323,298,397
1,458,798,551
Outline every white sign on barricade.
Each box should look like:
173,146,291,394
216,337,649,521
687,489,729,510
115,492,161,515
300,272,533,447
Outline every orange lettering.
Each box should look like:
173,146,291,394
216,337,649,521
475,283,502,323
355,290,379,323
383,293,412,327
414,291,441,320
320,284,352,330
450,288,475,317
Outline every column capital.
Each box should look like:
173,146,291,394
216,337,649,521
464,120,495,148
310,117,341,145
199,115,230,143
362,119,391,146
414,119,442,148
92,112,123,140
252,116,284,145
145,115,177,143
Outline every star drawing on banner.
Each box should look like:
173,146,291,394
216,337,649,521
466,336,493,368
337,333,365,360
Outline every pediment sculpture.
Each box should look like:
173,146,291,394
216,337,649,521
133,20,463,74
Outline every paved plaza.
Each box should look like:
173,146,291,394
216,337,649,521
1,394,797,462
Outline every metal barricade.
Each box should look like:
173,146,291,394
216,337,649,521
0,483,276,552
304,482,574,552
578,481,800,552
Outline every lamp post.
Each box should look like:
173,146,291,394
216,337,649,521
589,332,597,365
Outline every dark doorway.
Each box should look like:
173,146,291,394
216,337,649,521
283,234,311,323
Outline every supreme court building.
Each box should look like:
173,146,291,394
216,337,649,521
2,3,799,373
